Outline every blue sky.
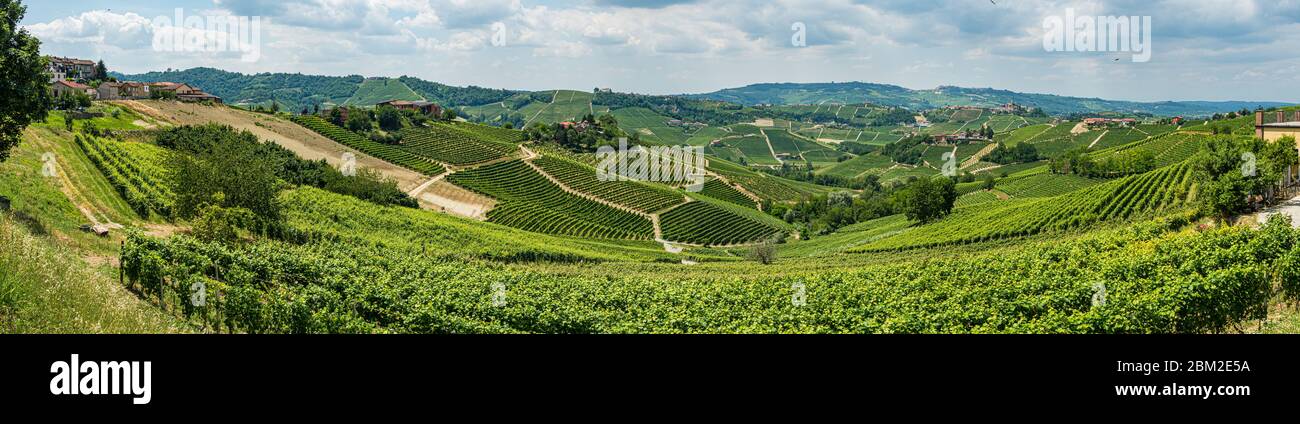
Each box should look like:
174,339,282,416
19,0,1300,103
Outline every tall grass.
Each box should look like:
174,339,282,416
0,214,187,333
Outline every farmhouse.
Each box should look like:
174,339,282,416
1083,117,1137,128
46,56,95,82
148,82,222,103
376,100,441,115
96,82,151,100
51,80,97,99
932,133,989,144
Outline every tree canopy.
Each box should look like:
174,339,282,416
0,0,52,161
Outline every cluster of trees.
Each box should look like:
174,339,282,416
837,141,879,155
324,105,456,144
119,67,366,112
1048,148,1156,178
1192,135,1300,222
466,112,524,129
397,76,517,107
768,175,958,236
1209,108,1255,121
53,91,92,110
985,143,1040,164
523,113,633,152
158,124,417,240
880,134,931,165
864,107,915,127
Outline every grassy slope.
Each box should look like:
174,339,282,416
344,78,424,106
0,113,185,332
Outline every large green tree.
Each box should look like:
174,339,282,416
0,0,52,162
895,176,957,224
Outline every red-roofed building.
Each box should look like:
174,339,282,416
376,99,441,116
51,80,97,99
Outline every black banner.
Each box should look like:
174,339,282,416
1,335,1293,413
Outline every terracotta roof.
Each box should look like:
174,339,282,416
48,56,95,66
54,80,90,89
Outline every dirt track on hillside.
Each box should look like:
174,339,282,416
110,100,425,191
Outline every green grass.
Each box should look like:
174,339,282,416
523,90,596,125
0,215,189,333
613,107,694,146
727,134,780,165
816,153,894,178
343,78,424,106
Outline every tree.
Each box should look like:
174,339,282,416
165,125,284,229
1191,136,1257,223
376,106,402,131
895,177,957,224
748,238,778,265
0,0,53,162
94,59,108,81
345,111,370,132
441,107,458,121
980,174,996,191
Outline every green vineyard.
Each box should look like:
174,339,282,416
857,163,1196,251
119,214,1293,333
531,155,684,213
1096,132,1209,168
447,160,654,240
700,178,756,208
291,115,445,175
74,135,175,218
443,121,527,144
399,125,517,166
997,174,1101,198
706,158,827,202
659,201,783,245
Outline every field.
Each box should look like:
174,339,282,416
531,155,685,213
857,163,1195,251
74,135,175,218
114,206,1299,333
659,200,783,246
9,85,1300,336
399,124,518,166
613,107,695,146
447,160,655,240
817,153,894,178
343,78,425,106
292,115,445,176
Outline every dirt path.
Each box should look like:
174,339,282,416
1070,121,1089,135
1086,130,1110,149
758,128,782,164
417,181,495,220
525,91,559,126
960,143,998,169
28,131,119,230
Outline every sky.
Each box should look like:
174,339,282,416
18,0,1300,102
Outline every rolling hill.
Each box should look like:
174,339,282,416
690,82,1292,117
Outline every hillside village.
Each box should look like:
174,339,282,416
46,56,223,105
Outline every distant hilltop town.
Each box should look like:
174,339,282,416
45,56,222,105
